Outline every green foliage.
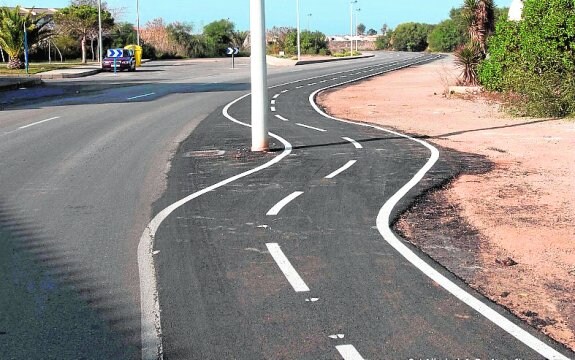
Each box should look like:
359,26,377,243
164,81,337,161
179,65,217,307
356,23,366,36
391,22,434,52
284,30,329,56
478,0,575,117
203,19,235,56
375,29,393,50
428,19,467,52
367,28,377,36
454,42,483,85
110,22,137,48
0,6,52,68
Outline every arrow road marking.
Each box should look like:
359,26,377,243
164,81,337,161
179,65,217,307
127,92,156,101
325,160,357,179
275,115,289,122
266,243,310,292
342,137,363,149
336,345,365,360
267,191,304,216
296,123,326,132
18,116,60,130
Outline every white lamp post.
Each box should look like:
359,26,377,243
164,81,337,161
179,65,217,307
307,13,312,31
350,0,357,55
296,0,301,61
136,0,141,45
250,0,269,152
355,8,361,52
98,0,102,64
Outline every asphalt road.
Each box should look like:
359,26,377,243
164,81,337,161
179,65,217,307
1,54,572,359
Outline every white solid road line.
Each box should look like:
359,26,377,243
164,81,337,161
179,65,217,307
296,123,326,132
275,114,290,122
342,137,363,149
266,243,310,292
309,58,570,359
138,92,294,360
336,345,365,360
267,191,304,216
273,94,280,99
127,92,155,100
18,116,60,129
325,160,357,179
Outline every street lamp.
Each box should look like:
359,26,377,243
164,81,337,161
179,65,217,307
250,0,269,151
98,0,103,64
307,13,312,31
355,8,361,52
136,0,140,46
350,0,357,55
296,0,301,61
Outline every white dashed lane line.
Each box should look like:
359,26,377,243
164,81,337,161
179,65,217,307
325,160,357,179
127,92,155,101
281,89,289,93
342,137,363,149
271,107,277,112
275,115,289,122
273,94,280,99
266,243,310,292
296,123,327,132
18,116,61,130
336,345,365,360
266,191,304,216
271,100,276,105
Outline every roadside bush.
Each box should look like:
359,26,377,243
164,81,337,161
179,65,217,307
391,22,434,52
284,30,329,56
428,19,467,52
478,0,575,117
375,29,393,50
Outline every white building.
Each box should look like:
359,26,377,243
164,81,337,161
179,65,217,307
508,0,524,21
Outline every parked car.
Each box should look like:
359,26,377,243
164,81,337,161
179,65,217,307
102,49,136,72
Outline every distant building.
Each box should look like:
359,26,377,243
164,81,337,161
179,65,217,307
16,7,59,16
509,0,524,21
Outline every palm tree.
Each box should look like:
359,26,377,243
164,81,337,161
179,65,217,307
461,0,495,54
0,6,52,69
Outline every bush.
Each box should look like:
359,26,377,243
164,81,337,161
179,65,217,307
478,0,575,117
391,22,434,52
375,30,393,50
428,19,467,52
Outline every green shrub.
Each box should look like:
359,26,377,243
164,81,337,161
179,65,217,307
428,19,467,52
478,0,575,117
391,22,434,52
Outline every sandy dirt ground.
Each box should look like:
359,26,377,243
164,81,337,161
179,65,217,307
317,56,575,351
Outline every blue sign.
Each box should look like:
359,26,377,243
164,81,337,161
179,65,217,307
107,49,124,58
226,47,240,55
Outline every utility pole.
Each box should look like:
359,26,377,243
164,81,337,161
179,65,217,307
136,0,141,45
350,0,357,55
250,0,269,152
296,0,301,61
98,0,103,64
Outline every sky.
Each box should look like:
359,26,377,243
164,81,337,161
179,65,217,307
2,0,512,35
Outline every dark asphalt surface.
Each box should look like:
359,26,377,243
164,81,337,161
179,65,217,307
152,55,573,359
1,54,572,359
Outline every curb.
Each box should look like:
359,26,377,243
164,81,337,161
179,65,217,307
0,77,43,92
36,68,102,79
296,54,375,65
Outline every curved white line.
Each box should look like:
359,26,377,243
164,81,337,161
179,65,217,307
342,137,363,149
138,94,293,360
308,59,570,360
267,191,304,216
325,160,357,179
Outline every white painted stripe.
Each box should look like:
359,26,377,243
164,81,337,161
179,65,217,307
308,82,317,86
18,116,60,129
273,94,280,99
281,89,289,93
266,243,310,292
127,92,155,100
266,191,304,216
331,77,338,80
271,99,276,105
275,114,289,122
138,92,293,360
342,137,363,149
308,56,570,359
296,85,304,89
271,106,276,112
320,79,328,83
336,345,365,360
296,123,326,132
325,160,357,179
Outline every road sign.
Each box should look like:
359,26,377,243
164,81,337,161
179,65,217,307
226,47,240,55
107,49,124,58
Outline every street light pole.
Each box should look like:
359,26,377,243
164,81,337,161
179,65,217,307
356,8,361,52
296,0,301,61
250,0,269,152
97,0,103,64
350,0,357,55
23,22,29,76
307,13,312,31
136,0,140,46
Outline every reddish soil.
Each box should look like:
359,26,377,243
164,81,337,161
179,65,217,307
317,56,575,351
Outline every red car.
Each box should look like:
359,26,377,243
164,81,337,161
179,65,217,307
102,49,136,72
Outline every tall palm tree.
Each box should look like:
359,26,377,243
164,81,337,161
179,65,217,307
0,6,52,69
461,0,495,54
